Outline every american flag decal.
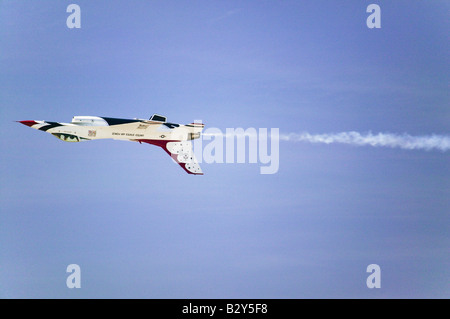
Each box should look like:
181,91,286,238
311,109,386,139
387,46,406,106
88,130,96,137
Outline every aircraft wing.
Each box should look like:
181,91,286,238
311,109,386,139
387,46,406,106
137,139,203,175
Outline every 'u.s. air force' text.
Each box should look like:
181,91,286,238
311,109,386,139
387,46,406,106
112,132,144,137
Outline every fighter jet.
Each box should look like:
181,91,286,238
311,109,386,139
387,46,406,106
18,114,204,175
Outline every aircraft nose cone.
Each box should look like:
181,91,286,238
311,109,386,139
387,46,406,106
18,120,37,127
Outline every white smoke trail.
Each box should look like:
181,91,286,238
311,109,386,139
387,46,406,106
202,129,450,152
279,132,450,152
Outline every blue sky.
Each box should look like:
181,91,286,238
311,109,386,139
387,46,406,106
0,1,448,298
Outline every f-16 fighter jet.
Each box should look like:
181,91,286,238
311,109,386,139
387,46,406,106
18,114,204,175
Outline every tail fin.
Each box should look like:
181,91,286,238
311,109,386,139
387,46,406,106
138,139,203,175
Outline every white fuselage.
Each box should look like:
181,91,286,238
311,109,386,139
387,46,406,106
19,115,205,174
29,116,200,143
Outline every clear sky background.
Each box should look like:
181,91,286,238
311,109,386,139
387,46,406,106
0,1,448,298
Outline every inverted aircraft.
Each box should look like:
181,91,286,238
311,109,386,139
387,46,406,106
18,114,204,175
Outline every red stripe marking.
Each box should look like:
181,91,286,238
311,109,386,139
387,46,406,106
18,120,38,127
